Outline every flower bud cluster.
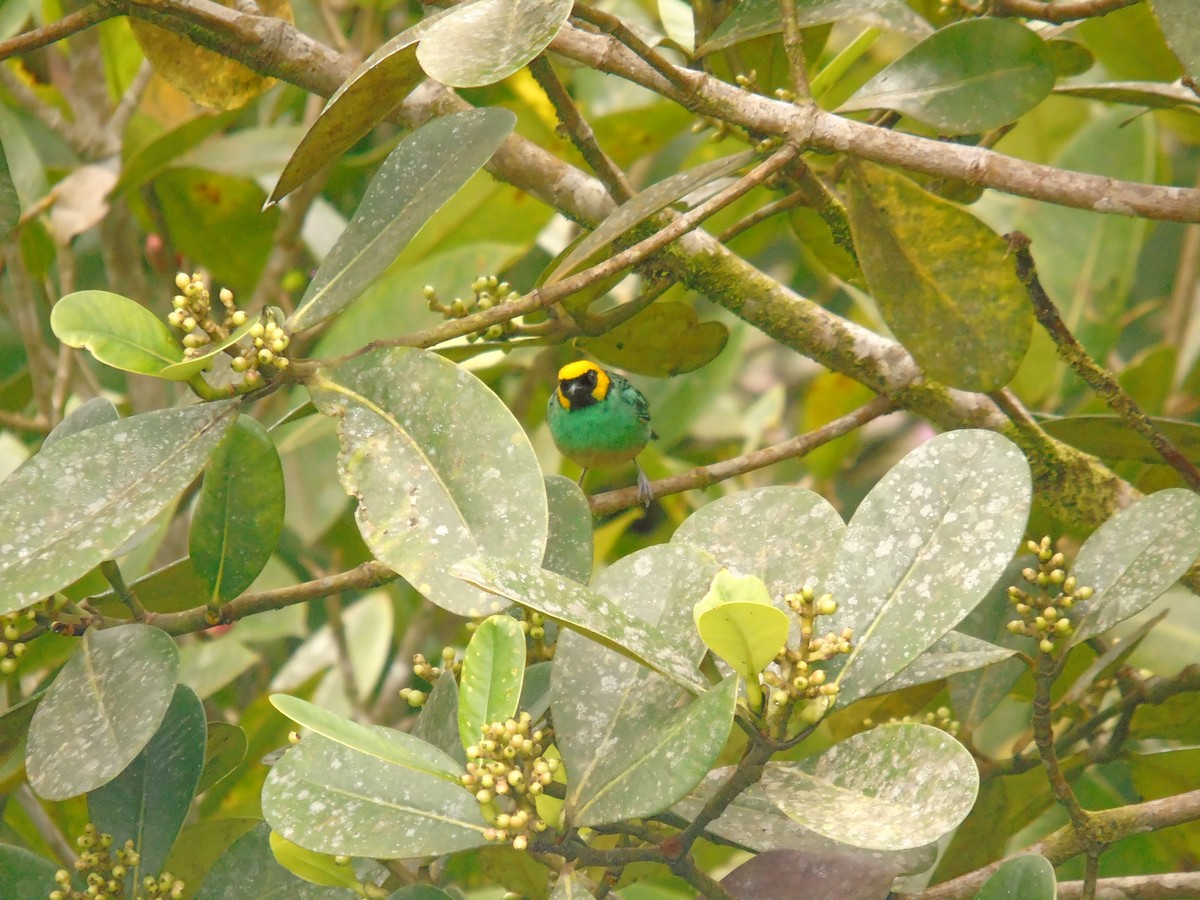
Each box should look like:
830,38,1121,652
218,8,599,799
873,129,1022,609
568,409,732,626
517,608,554,661
0,610,31,676
460,712,556,851
50,823,184,899
764,584,851,707
232,316,291,379
167,272,248,359
865,706,960,737
399,646,462,708
1005,536,1093,655
424,275,521,342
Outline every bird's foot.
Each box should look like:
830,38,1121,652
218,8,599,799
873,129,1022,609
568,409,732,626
636,466,654,509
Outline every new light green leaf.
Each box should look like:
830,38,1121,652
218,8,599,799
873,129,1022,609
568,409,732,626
89,685,207,884
1069,488,1200,645
417,0,573,88
52,290,183,376
269,832,362,892
0,401,239,613
288,109,516,332
309,347,548,617
694,569,788,678
263,731,488,858
840,18,1054,133
844,162,1031,392
271,694,463,782
196,822,365,899
762,723,978,851
824,430,1032,705
458,614,526,753
27,624,180,800
454,553,708,691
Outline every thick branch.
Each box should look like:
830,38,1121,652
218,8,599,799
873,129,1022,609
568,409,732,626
990,0,1142,23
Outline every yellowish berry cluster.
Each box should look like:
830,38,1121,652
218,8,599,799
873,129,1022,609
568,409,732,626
763,585,850,707
399,646,462,708
424,275,521,342
230,315,291,386
517,609,554,662
0,611,31,676
1006,536,1093,655
50,824,183,900
167,272,248,358
460,712,557,851
865,706,961,737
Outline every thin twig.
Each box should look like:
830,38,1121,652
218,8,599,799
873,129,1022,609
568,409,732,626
572,4,695,95
100,560,147,621
529,56,634,203
716,188,810,243
325,593,363,716
1032,654,1089,828
776,0,811,100
989,0,1140,23
589,395,895,515
1007,231,1200,493
0,3,116,61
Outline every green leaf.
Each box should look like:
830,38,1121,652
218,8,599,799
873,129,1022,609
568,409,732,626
288,109,516,332
697,0,930,53
271,694,463,781
190,415,285,602
179,637,261,699
577,301,729,377
868,631,1016,697
548,151,754,285
0,400,239,613
454,554,708,691
26,624,180,800
269,832,362,891
309,348,548,617
196,822,356,899
1038,415,1200,466
541,475,593,583
0,844,60,898
0,138,19,238
1055,80,1200,112
157,315,261,381
840,19,1055,133
458,614,527,752
388,888,457,900
51,290,183,376
0,692,42,768
694,569,789,678
416,0,573,88
825,430,1032,705
974,854,1056,900
1150,0,1200,80
197,722,248,794
41,396,119,450
1069,488,1200,645
552,544,722,825
413,670,465,766
263,730,488,858
89,684,207,882
761,723,978,850
269,10,454,204
672,485,845,602
843,163,1031,392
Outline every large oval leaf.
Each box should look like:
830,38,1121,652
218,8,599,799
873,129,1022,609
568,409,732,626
824,430,1031,705
0,401,239,613
577,301,729,377
1150,0,1200,80
839,18,1055,133
26,624,180,800
975,855,1056,900
288,109,516,332
541,475,593,583
844,163,1031,392
190,415,285,602
52,290,182,376
263,731,488,858
89,684,207,882
458,614,526,753
309,348,548,616
196,822,360,899
416,0,573,88
1069,488,1200,645
761,723,978,851
696,0,930,53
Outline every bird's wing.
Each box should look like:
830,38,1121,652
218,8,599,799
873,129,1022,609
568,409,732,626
613,374,651,424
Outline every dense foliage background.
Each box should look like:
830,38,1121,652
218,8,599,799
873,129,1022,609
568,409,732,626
2,0,1200,898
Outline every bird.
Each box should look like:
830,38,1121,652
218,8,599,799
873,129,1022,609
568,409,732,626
546,360,655,507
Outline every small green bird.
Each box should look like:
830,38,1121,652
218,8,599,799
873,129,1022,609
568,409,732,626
547,360,654,506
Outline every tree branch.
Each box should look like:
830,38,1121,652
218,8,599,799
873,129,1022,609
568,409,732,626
989,0,1142,24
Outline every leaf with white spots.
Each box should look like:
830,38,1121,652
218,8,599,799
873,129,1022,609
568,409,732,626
975,854,1056,900
673,771,937,872
271,694,463,782
542,475,592,583
262,730,488,858
454,552,709,691
672,485,845,604
310,348,548,617
867,631,1017,697
0,400,240,614
196,822,366,899
552,545,723,826
27,624,180,800
1068,488,1200,645
762,723,978,851
824,430,1031,705
458,614,526,753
